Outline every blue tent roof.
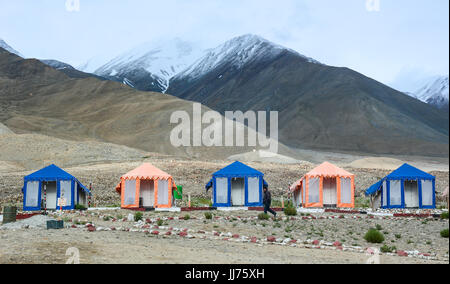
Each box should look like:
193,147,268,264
386,163,435,180
25,164,75,181
365,163,435,196
213,161,264,177
24,164,91,195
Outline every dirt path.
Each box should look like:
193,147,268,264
0,229,446,264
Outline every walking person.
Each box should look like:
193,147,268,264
263,186,277,217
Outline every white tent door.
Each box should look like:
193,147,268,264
404,180,419,208
231,178,245,206
323,178,337,205
44,181,57,209
140,180,155,207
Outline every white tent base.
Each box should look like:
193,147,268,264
217,207,249,211
155,207,181,212
297,208,325,214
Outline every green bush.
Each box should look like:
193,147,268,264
134,212,143,222
441,212,449,220
380,245,396,253
440,229,449,238
157,219,164,226
284,205,297,216
75,204,86,210
364,228,385,244
375,224,383,231
204,212,213,220
184,214,190,220
258,213,270,220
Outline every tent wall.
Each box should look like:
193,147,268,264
304,177,322,208
212,175,263,207
420,179,435,208
23,181,41,211
155,178,172,208
338,177,355,208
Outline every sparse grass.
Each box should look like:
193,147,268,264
355,197,370,208
258,213,270,220
134,212,143,222
441,212,449,220
74,204,86,210
364,228,385,244
380,245,396,253
375,224,383,231
284,205,297,216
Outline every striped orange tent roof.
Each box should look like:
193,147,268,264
289,162,354,192
121,163,172,180
306,162,354,178
115,163,175,193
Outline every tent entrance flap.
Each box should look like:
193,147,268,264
231,178,245,206
140,180,155,207
404,180,419,208
44,181,57,210
323,178,337,206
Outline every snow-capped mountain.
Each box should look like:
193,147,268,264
0,38,23,57
409,76,449,110
40,59,75,70
174,34,320,82
93,38,204,92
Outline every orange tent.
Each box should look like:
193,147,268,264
289,162,355,208
115,163,177,209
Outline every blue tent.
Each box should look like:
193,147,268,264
22,164,91,211
365,163,436,209
206,161,268,207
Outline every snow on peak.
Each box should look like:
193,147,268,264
413,75,449,107
94,38,204,88
0,38,23,57
174,34,320,81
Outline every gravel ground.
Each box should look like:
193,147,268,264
1,210,447,264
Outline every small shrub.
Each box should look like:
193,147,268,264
395,234,402,239
380,245,396,253
75,204,86,210
364,228,385,244
258,213,270,220
103,216,111,221
375,224,383,231
157,219,164,226
284,206,297,216
134,212,143,222
441,212,449,220
204,212,213,220
441,229,449,238
184,214,190,220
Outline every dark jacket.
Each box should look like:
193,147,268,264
263,190,272,206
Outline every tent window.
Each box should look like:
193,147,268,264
382,181,387,207
340,178,352,204
308,178,320,204
60,180,72,206
390,180,402,206
215,178,228,204
26,181,40,208
247,177,260,203
124,180,137,205
158,179,169,205
421,180,434,207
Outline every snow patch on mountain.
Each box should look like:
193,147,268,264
0,39,23,57
410,76,449,109
174,34,321,81
93,38,204,92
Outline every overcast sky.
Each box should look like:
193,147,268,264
0,0,448,91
